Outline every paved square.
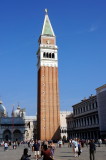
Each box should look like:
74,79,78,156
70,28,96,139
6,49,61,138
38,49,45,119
0,144,106,160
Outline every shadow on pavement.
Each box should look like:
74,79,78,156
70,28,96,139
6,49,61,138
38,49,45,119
61,151,73,153
59,155,75,157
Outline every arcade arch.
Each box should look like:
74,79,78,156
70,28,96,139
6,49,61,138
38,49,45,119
13,129,23,141
3,129,11,141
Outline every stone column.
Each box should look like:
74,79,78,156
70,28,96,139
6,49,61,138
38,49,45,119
95,115,98,124
82,118,83,126
92,116,94,125
89,117,91,125
85,117,87,126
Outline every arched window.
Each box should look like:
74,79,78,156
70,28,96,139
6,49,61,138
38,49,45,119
13,130,23,141
49,53,51,58
47,53,48,58
43,52,46,57
3,129,11,141
52,53,55,58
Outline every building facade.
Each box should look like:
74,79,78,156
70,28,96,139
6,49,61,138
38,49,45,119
0,102,36,142
37,10,60,140
67,84,106,140
96,84,106,138
60,111,72,140
0,102,71,142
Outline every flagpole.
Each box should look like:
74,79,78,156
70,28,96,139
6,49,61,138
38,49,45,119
11,105,14,142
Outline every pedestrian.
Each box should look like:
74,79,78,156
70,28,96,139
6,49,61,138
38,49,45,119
33,139,40,160
58,139,62,148
81,139,84,148
41,144,53,160
49,141,55,159
77,139,81,157
13,141,16,149
9,140,12,149
9,140,11,146
86,140,89,148
21,148,31,160
18,141,20,147
30,140,34,151
69,139,72,148
89,139,96,160
28,141,30,150
72,138,78,157
62,140,65,146
4,141,8,151
44,139,48,148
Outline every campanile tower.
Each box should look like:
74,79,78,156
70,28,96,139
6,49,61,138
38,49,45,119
37,10,60,140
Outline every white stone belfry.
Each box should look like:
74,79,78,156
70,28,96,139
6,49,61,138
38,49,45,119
37,11,58,69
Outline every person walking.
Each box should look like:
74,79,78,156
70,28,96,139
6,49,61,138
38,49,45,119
77,140,81,157
30,140,34,151
33,139,40,160
49,141,55,159
13,141,17,149
58,139,62,148
72,138,78,157
89,139,96,160
4,141,8,151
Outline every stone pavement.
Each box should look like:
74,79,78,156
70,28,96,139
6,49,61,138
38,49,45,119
54,144,106,160
0,144,106,160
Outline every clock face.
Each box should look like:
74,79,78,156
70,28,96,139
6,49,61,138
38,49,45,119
46,40,50,44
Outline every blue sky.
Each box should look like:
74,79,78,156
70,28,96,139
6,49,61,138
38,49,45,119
0,0,106,116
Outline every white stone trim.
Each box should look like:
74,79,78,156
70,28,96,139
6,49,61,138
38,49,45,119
37,44,58,69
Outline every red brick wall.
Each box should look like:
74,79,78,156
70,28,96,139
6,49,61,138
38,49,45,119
41,37,55,45
37,66,60,140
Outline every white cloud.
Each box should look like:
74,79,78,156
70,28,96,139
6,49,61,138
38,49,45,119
76,25,98,34
88,25,98,32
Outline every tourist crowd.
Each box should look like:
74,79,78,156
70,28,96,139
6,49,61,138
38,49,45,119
0,138,106,160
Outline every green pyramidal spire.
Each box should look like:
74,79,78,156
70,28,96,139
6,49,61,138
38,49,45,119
42,9,55,36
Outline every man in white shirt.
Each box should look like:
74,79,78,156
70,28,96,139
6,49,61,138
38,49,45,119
4,142,8,151
72,138,78,157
